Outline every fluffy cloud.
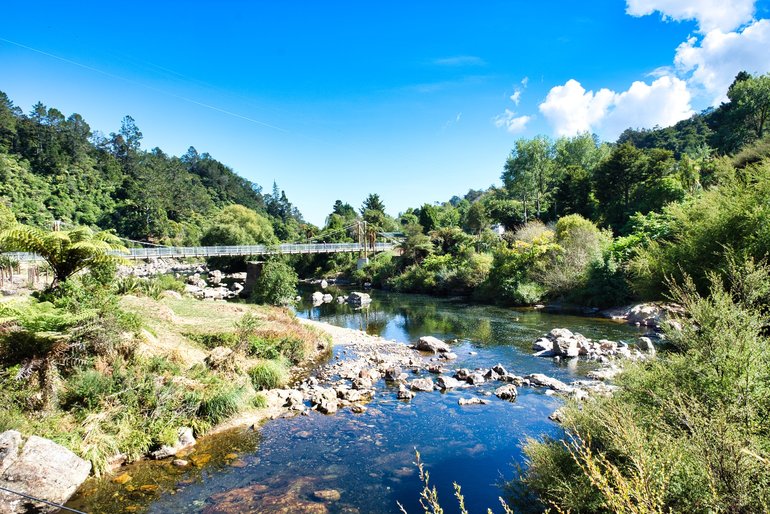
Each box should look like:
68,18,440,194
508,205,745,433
539,76,693,139
538,80,615,136
626,0,755,33
494,109,532,134
675,18,770,103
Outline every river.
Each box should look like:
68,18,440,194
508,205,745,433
67,287,644,513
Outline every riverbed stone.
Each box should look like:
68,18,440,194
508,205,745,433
436,376,464,390
383,366,402,382
347,292,371,306
466,372,486,385
0,431,21,476
495,384,518,401
414,336,450,353
458,397,489,406
637,336,656,355
0,435,91,513
409,378,434,392
527,373,572,392
491,364,509,376
397,384,415,400
483,368,500,380
454,368,471,381
314,489,341,502
532,337,553,352
351,376,373,390
317,400,339,414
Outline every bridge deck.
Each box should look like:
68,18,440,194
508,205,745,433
4,242,396,262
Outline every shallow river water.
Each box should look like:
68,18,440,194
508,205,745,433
67,288,644,514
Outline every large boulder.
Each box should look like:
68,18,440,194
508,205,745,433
409,378,435,392
413,336,450,354
526,373,572,393
436,376,464,390
0,433,91,514
347,292,371,306
209,270,223,285
0,431,21,476
549,328,581,358
495,384,518,401
204,346,237,372
637,336,656,356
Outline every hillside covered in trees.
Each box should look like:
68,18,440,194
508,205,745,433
0,91,309,247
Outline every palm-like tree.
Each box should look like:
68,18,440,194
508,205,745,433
0,225,127,289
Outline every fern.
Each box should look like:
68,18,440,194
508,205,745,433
0,224,127,289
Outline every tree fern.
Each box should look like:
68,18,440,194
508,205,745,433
0,224,127,289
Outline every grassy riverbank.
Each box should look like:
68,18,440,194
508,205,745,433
0,279,330,475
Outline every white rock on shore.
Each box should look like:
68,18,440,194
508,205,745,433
0,431,91,514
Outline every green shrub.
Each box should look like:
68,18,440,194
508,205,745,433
252,393,268,408
628,163,770,298
186,332,239,349
248,360,289,391
197,384,244,424
519,260,770,512
251,260,298,306
61,369,116,410
115,276,141,295
150,274,185,293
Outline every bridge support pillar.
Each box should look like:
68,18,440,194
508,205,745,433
356,257,369,270
243,261,264,297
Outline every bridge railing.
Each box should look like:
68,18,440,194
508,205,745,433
3,242,396,262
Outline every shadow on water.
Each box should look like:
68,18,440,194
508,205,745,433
67,287,644,514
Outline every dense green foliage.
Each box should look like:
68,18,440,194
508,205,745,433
251,259,299,306
0,91,308,246
518,259,770,513
0,225,126,289
345,72,770,310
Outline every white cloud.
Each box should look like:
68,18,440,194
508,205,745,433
675,18,770,104
538,79,616,136
539,76,693,139
510,90,522,105
626,0,755,33
494,109,532,134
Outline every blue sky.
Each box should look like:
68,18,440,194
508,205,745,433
2,1,770,225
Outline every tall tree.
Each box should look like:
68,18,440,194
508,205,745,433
502,137,553,221
593,143,644,232
728,72,770,141
361,193,385,214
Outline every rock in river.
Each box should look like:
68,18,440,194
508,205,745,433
0,431,91,513
413,336,451,353
494,384,518,401
409,378,435,392
436,376,464,390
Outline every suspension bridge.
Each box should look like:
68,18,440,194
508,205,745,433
3,221,400,262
